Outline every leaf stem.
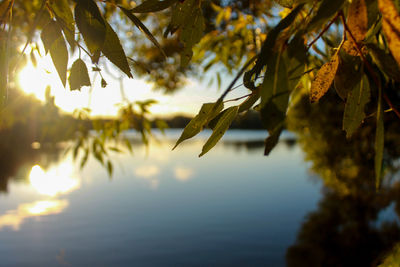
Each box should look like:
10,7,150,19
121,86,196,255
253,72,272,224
307,12,341,50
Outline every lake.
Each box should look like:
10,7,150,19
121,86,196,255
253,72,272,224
0,129,398,266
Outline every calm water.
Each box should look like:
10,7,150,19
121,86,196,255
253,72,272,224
1,129,392,266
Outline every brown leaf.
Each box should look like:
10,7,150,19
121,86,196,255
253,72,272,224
379,0,400,66
347,0,368,42
310,54,339,103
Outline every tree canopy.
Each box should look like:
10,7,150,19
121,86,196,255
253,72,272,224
0,0,400,186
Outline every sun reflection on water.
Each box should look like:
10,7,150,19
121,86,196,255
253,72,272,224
29,163,80,197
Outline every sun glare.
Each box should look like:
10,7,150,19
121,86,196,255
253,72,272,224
29,163,80,197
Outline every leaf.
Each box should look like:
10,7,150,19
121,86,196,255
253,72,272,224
368,43,400,81
107,160,113,176
375,84,384,189
69,59,91,91
199,106,239,157
238,92,260,113
74,0,106,60
131,0,177,13
49,0,75,49
379,0,400,66
334,52,362,100
310,54,339,103
307,0,345,31
244,4,305,87
273,0,294,8
260,52,289,129
173,101,223,149
343,75,370,138
120,7,167,58
41,21,68,87
347,0,368,42
179,2,205,67
101,22,133,78
264,126,283,155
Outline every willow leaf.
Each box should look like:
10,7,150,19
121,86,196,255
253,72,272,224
131,0,177,13
173,102,223,150
120,7,166,58
343,75,370,138
49,0,75,49
310,54,339,103
379,0,400,66
199,106,239,157
375,85,384,190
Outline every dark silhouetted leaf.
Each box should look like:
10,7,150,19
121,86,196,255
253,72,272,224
264,126,283,155
310,54,339,103
120,7,167,58
173,101,223,149
101,78,107,88
368,43,400,81
334,53,362,100
307,0,345,31
375,84,384,189
131,0,177,13
74,0,106,60
343,75,370,138
101,22,132,78
69,58,91,91
199,106,239,157
41,21,68,86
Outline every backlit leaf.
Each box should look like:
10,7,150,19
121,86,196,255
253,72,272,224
310,54,339,103
131,0,177,13
120,7,167,58
173,101,223,149
49,0,75,49
69,58,91,91
74,0,106,60
379,0,400,66
238,92,260,113
101,22,132,78
41,21,68,87
199,106,239,157
343,75,370,138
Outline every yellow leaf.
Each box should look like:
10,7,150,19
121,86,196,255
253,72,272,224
310,54,339,103
379,0,400,66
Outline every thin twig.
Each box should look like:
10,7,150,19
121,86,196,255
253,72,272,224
307,12,341,50
224,93,253,103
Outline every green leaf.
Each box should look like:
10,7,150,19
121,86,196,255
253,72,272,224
69,59,91,91
49,0,75,49
307,0,345,31
199,106,239,157
260,52,289,129
120,7,167,58
179,1,205,67
343,75,370,138
74,0,106,60
107,160,113,176
173,101,223,149
238,92,260,113
101,22,133,78
131,0,177,13
375,84,384,190
264,126,283,156
368,43,400,82
41,21,68,87
273,0,294,8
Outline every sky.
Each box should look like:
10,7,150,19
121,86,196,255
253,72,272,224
17,49,248,118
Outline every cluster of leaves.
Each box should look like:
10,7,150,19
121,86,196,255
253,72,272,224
1,0,400,186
